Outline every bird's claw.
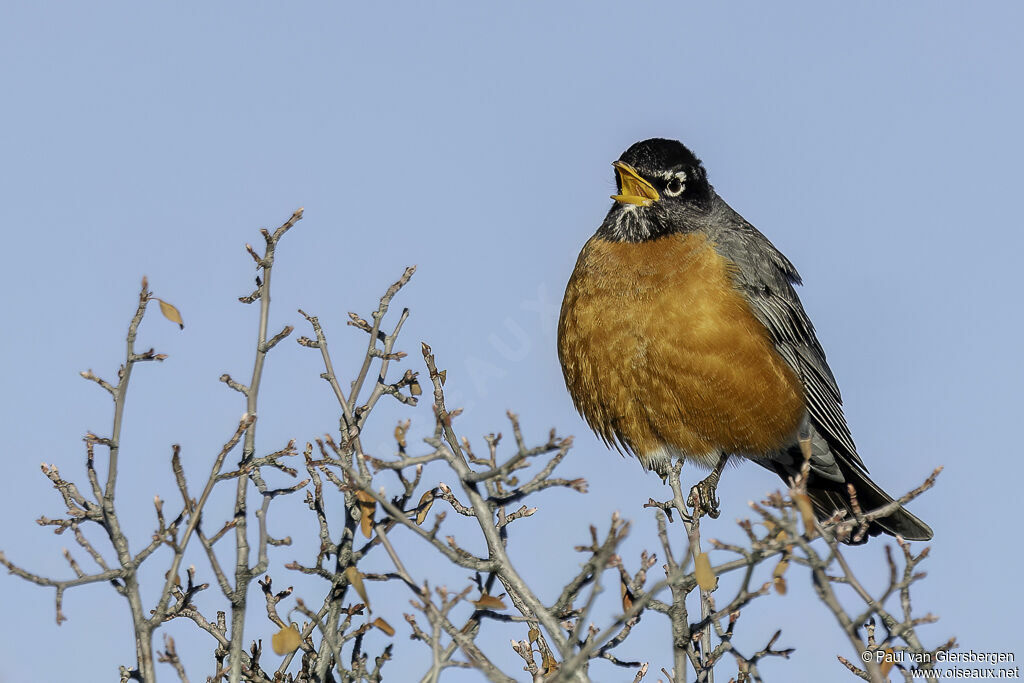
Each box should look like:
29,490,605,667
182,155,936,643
688,477,721,519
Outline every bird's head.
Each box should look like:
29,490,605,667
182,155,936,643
601,138,713,242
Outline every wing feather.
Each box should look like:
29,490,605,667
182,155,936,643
707,202,866,472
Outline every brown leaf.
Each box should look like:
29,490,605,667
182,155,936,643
372,617,395,637
414,490,434,525
773,559,789,578
542,649,559,673
394,422,408,448
472,593,507,610
157,299,184,329
763,520,789,542
694,552,716,591
772,558,789,594
793,493,816,535
438,369,446,386
345,566,370,610
879,649,895,676
620,576,633,612
271,623,302,655
410,380,422,396
798,435,813,461
355,490,375,539
527,627,539,643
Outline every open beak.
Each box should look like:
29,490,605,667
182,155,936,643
611,161,660,206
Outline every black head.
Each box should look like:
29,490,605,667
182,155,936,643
600,138,714,242
619,138,703,178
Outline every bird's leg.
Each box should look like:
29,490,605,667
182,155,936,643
688,453,728,519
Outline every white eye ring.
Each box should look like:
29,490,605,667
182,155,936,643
665,173,686,197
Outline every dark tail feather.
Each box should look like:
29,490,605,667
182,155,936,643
805,465,933,544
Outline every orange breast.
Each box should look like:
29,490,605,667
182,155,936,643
557,232,806,467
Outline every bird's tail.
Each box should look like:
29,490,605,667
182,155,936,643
804,464,933,544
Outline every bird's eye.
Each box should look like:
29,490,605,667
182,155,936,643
665,177,685,197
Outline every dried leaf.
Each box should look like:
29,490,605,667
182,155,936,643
472,593,507,610
694,552,716,591
157,299,184,329
414,490,434,525
880,649,895,676
798,435,813,461
438,369,446,386
372,617,395,636
772,558,789,594
345,566,370,610
542,649,559,673
355,490,375,539
410,380,422,396
394,423,408,448
773,559,789,578
527,627,539,643
271,623,302,655
763,520,789,542
620,576,633,612
793,493,816,535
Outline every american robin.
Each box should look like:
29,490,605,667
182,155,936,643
557,138,932,542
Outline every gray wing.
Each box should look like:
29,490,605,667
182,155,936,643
706,198,866,473
699,198,934,542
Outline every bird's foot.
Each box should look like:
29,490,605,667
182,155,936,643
688,475,721,519
687,453,728,519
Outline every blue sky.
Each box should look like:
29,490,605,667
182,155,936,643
1,3,1021,681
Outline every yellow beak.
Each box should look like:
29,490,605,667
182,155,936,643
611,161,660,206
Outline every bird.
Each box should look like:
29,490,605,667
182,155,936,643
557,138,932,543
